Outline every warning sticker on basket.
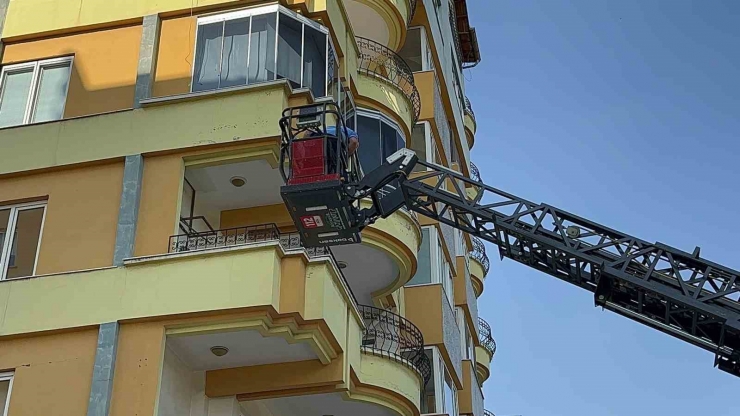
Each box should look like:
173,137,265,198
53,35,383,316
300,215,324,229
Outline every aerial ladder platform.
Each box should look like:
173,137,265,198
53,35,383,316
278,103,740,378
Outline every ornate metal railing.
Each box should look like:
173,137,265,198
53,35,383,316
484,410,496,416
471,236,490,275
356,36,421,124
359,304,431,384
167,223,356,302
470,161,480,182
407,0,417,26
479,317,497,357
464,96,475,121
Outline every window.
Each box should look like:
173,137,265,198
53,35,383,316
0,57,72,128
410,122,442,172
398,27,433,72
0,372,12,416
457,308,475,361
355,109,406,172
192,5,334,99
421,347,457,415
0,202,46,280
407,226,453,306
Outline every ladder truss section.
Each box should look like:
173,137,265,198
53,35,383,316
401,160,740,377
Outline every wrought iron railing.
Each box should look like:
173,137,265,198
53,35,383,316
478,317,497,357
356,36,421,124
484,410,496,416
464,96,475,121
471,236,490,275
470,161,480,182
407,0,417,26
359,304,431,384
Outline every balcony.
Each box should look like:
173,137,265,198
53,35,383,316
475,317,497,384
484,411,495,416
464,97,477,148
344,0,416,50
470,237,490,297
359,304,431,384
356,36,421,135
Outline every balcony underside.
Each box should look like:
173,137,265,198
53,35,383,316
344,0,410,50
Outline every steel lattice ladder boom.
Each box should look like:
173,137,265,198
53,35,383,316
395,158,740,377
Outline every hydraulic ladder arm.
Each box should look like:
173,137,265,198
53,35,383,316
278,106,740,377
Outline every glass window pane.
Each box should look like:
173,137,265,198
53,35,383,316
248,13,277,84
381,121,397,159
407,228,432,285
193,22,224,92
303,25,327,98
0,209,10,270
421,349,437,413
443,371,455,415
5,207,44,279
31,63,71,123
399,27,423,72
411,124,427,171
220,18,250,88
0,69,33,128
276,14,302,89
357,115,381,172
0,379,10,415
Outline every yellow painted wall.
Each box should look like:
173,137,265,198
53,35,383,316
0,81,290,177
135,154,184,257
221,203,294,230
0,328,98,416
0,245,282,336
475,345,491,383
413,71,435,122
154,16,197,98
2,24,141,118
0,162,123,275
356,74,413,140
458,360,477,415
404,284,442,345
354,353,421,414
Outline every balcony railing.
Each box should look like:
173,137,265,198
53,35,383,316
484,411,495,416
359,304,431,384
471,236,490,275
407,0,417,26
464,96,476,122
478,317,497,358
167,224,353,301
356,36,421,124
470,161,481,182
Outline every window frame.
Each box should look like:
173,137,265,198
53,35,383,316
191,4,334,97
403,26,433,72
0,201,47,281
0,56,73,127
0,371,13,416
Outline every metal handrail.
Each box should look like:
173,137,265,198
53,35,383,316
356,36,421,124
478,317,497,357
359,304,431,384
471,236,490,275
464,96,475,121
470,161,481,182
484,410,496,416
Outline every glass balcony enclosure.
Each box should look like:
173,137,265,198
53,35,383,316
192,5,336,99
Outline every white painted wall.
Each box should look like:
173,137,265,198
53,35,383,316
158,346,208,416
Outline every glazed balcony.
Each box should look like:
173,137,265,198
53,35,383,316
475,317,497,384
359,304,432,385
470,237,491,297
464,97,477,148
356,36,421,136
344,0,417,49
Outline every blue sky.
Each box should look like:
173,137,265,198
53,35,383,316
466,1,740,415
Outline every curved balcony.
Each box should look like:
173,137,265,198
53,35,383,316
359,304,431,385
470,236,490,297
475,317,497,384
470,161,481,182
484,411,496,416
464,97,477,147
344,0,416,50
356,36,421,133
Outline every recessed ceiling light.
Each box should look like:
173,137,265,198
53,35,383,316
336,261,348,269
230,176,247,187
210,346,229,357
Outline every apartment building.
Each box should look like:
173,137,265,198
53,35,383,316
0,0,494,415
